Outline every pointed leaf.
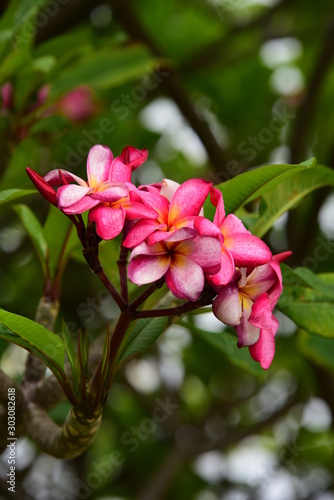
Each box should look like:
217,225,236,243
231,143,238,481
0,189,35,206
62,320,77,386
205,162,310,220
118,317,168,364
13,204,48,275
250,165,334,237
0,309,65,372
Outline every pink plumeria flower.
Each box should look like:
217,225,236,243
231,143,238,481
128,227,221,301
212,252,291,369
195,187,272,285
56,86,96,122
50,145,128,218
123,178,211,249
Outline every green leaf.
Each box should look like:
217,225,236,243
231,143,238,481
298,330,334,373
0,189,35,206
187,323,265,377
50,46,159,97
43,205,81,279
279,269,334,338
62,320,77,386
205,162,310,220
118,317,169,363
250,165,334,237
0,308,65,372
13,204,48,276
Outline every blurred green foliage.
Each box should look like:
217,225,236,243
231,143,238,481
1,0,334,499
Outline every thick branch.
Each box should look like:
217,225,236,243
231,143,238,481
25,403,102,459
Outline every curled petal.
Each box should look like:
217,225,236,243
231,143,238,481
89,205,125,240
128,254,170,285
136,190,169,221
194,216,223,242
248,294,273,330
212,283,242,326
57,184,91,209
125,201,159,220
166,255,205,301
221,214,249,235
87,145,113,187
248,316,279,369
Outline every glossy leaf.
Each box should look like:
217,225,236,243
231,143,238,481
250,165,334,237
62,320,77,386
0,308,65,372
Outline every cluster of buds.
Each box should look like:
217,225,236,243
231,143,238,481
27,144,290,369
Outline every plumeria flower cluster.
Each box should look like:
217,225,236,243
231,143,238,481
27,144,290,370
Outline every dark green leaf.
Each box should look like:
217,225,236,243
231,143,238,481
62,320,77,385
298,330,334,373
118,317,168,363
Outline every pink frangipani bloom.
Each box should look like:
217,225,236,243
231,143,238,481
128,227,221,301
56,86,96,122
195,187,272,285
212,252,291,369
123,178,211,249
54,145,128,216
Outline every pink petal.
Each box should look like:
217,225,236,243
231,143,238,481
89,206,125,240
26,168,57,205
90,184,128,202
45,169,87,187
165,254,205,301
208,247,235,286
128,254,170,285
235,295,261,347
62,196,100,214
267,259,283,308
87,145,113,187
211,188,226,228
274,251,292,263
125,201,159,220
169,179,211,226
129,241,167,260
177,236,221,275
194,216,223,242
123,219,163,248
136,190,169,221
57,184,91,208
221,214,249,235
120,146,148,169
212,283,242,326
160,179,180,201
248,294,273,330
248,317,278,369
109,157,132,183
224,233,272,267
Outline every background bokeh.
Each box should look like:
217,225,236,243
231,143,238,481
1,0,334,499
